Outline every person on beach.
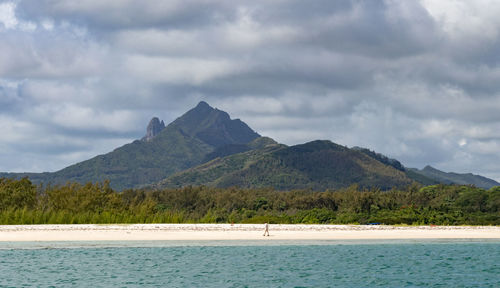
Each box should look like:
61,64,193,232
263,222,269,236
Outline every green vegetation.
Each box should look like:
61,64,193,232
1,178,499,225
158,140,413,191
352,146,405,171
2,102,498,193
0,102,262,191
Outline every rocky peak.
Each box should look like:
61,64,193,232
171,101,260,147
195,100,211,110
142,117,165,142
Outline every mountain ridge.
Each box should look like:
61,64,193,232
1,101,498,190
157,140,414,191
408,165,499,189
0,101,262,190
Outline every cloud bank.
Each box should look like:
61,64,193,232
1,0,499,181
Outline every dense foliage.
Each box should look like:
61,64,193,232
159,140,413,191
0,178,499,225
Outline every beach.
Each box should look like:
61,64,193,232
0,224,499,241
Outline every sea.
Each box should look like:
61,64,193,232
0,240,498,287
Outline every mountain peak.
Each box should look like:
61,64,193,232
172,102,260,147
423,165,438,172
142,117,165,142
190,101,230,121
195,101,211,109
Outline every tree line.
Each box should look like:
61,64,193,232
0,177,499,225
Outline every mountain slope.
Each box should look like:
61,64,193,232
202,136,277,163
353,147,499,188
352,147,405,171
409,166,500,189
158,140,414,190
1,101,262,190
404,169,440,186
2,102,498,191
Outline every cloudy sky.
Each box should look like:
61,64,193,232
1,0,499,181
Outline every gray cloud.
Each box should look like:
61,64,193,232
0,0,499,181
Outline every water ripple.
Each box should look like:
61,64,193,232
0,242,498,287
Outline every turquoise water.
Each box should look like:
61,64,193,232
0,240,499,287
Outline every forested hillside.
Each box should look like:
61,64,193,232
158,140,414,190
2,101,499,191
1,102,262,190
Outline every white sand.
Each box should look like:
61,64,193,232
0,224,499,241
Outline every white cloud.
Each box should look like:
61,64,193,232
124,55,242,85
114,29,202,56
0,2,18,29
28,103,140,133
0,2,37,31
40,18,54,30
0,115,34,144
221,7,298,49
0,26,106,79
216,96,284,115
421,0,500,40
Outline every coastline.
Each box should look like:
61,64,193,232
0,224,499,242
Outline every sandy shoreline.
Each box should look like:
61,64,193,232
0,224,499,242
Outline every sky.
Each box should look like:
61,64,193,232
0,0,499,181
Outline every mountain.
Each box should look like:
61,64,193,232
352,147,499,188
157,140,414,190
0,101,262,190
2,101,498,191
409,166,500,189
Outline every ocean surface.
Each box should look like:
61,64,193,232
0,240,498,287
